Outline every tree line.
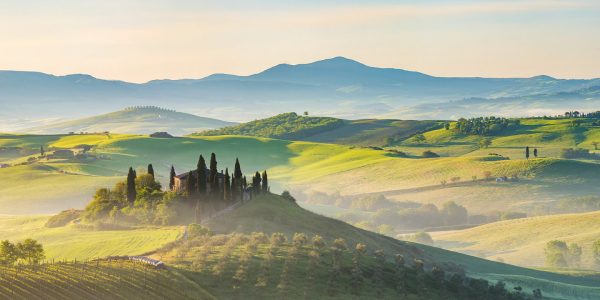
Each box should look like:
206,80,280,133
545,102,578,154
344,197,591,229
451,117,520,136
0,239,45,265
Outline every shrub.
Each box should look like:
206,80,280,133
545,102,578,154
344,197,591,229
422,150,440,158
45,209,82,228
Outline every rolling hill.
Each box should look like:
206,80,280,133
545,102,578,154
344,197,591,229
23,106,235,136
431,211,600,269
2,118,600,217
166,194,600,300
2,57,600,130
196,112,439,146
8,194,600,299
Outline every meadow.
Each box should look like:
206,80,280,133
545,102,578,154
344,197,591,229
431,210,600,268
0,215,182,260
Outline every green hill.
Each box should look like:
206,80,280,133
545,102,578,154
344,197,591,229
2,128,600,217
195,112,438,146
24,106,235,136
161,194,600,300
432,211,600,269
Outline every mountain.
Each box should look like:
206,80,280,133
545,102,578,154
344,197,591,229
1,57,600,131
23,106,235,135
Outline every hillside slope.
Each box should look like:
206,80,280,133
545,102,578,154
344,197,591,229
432,211,600,268
24,106,235,136
198,194,600,300
196,112,438,146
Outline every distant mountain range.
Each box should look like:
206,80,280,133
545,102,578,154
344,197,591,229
24,106,235,136
1,56,599,131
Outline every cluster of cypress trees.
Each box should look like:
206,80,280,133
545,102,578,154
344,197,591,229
251,170,269,195
168,153,269,206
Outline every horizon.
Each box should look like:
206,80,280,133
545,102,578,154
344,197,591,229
2,55,599,83
1,0,599,83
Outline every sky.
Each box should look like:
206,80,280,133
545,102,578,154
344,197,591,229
0,0,599,82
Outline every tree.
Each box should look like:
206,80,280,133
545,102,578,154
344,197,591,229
441,201,468,226
126,167,137,204
147,164,155,178
592,141,599,150
567,243,582,268
16,239,45,264
186,170,197,201
253,172,262,195
445,123,450,130
209,153,218,195
169,166,176,191
545,240,568,268
262,170,269,193
413,134,426,144
479,138,492,149
197,155,207,195
232,158,243,201
533,148,538,158
224,168,231,202
0,240,18,265
40,145,45,156
525,146,530,159
593,240,600,269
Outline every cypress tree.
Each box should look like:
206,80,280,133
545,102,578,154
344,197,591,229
197,155,207,196
242,176,247,189
525,146,530,159
253,172,262,195
262,170,269,193
186,171,197,201
40,145,45,156
534,148,538,158
147,164,155,178
169,166,176,191
232,158,243,201
126,167,137,204
234,158,242,179
224,168,231,203
209,153,218,195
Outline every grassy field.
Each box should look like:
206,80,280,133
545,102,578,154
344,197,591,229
394,118,600,158
2,120,600,215
431,211,600,268
0,215,182,260
0,133,394,214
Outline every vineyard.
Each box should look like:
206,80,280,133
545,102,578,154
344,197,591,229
0,260,214,300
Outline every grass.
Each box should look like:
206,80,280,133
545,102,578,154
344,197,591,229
431,211,600,268
0,215,182,260
3,121,600,215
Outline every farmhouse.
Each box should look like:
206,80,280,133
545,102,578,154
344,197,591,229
0,163,9,168
173,169,225,193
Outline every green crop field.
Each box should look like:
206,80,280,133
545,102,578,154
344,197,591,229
0,215,182,260
0,261,215,300
431,211,600,268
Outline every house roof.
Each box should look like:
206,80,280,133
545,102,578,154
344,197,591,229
176,169,225,180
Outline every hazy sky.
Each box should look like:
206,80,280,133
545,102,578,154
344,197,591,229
0,0,599,82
